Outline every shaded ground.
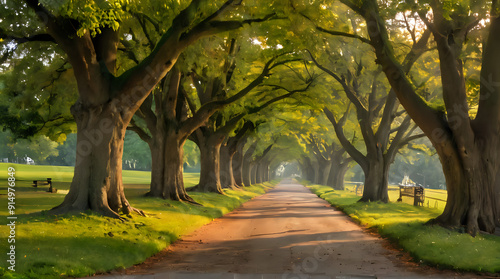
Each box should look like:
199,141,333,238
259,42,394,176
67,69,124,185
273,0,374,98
92,179,488,279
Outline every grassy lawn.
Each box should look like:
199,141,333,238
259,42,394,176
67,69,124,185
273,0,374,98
0,163,276,278
307,183,500,274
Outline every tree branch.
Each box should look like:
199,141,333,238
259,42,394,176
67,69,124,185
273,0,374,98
316,26,372,45
324,107,368,172
347,0,448,145
248,81,313,114
127,118,152,143
0,31,56,44
305,49,368,115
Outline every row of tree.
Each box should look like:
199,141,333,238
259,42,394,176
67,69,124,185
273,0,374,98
2,0,500,236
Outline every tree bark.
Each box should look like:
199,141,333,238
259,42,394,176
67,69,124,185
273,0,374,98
148,133,165,197
233,149,244,186
301,156,316,183
220,144,237,189
242,141,258,186
328,159,351,190
320,161,332,185
358,153,389,202
250,162,258,185
161,133,196,201
255,161,264,184
220,122,254,188
194,135,224,194
51,102,143,218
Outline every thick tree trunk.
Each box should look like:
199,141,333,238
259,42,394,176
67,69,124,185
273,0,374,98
144,125,196,202
263,162,270,182
161,134,197,201
233,149,244,186
194,137,224,194
148,133,165,197
250,162,258,185
359,155,389,203
302,156,316,182
430,138,498,234
256,163,263,184
51,102,143,218
220,144,237,189
328,161,350,190
242,160,253,187
242,142,257,186
320,161,332,186
263,161,270,182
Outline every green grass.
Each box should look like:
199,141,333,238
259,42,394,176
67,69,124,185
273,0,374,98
0,163,277,278
307,183,500,274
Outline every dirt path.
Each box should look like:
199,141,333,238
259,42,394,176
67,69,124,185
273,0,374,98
94,180,484,279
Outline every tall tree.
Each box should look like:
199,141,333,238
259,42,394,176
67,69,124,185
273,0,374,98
1,0,278,218
334,0,499,235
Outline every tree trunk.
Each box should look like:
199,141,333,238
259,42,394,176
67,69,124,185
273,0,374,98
328,160,350,190
242,142,257,186
147,132,165,197
320,161,332,186
233,149,244,186
359,148,392,203
256,163,263,184
312,160,322,185
195,137,224,194
263,161,270,182
161,133,197,201
250,162,258,185
359,154,389,203
430,138,498,234
302,156,316,182
51,102,143,218
220,144,237,189
242,160,253,187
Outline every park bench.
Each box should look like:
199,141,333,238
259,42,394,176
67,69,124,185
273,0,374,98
32,178,57,193
396,184,425,206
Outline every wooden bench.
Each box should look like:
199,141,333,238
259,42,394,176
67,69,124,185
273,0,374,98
397,185,424,206
32,178,57,193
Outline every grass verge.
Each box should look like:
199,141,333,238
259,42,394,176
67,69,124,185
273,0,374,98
0,163,276,278
306,183,500,274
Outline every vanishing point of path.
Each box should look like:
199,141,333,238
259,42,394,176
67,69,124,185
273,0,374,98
95,179,487,279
